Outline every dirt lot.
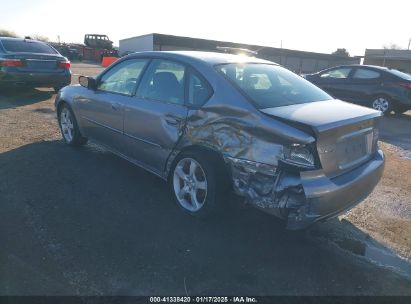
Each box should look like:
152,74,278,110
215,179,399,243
0,63,411,295
344,141,411,258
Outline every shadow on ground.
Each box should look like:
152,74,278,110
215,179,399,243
380,113,411,150
0,88,54,110
0,141,410,295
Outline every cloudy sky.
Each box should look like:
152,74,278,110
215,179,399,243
1,0,410,56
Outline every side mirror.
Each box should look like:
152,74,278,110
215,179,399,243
79,76,97,90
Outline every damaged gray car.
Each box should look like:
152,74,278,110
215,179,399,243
55,51,385,229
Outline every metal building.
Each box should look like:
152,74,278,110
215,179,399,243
364,49,411,74
119,33,360,74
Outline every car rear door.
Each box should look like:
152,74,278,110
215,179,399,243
122,59,189,176
315,67,354,101
78,58,149,152
348,67,383,105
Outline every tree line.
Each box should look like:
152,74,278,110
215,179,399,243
0,28,49,42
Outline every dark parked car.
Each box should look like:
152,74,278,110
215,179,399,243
304,65,411,114
0,37,71,92
55,52,384,229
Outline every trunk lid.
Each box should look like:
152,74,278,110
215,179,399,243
3,53,65,73
261,99,382,177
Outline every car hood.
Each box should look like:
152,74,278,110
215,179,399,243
260,99,381,134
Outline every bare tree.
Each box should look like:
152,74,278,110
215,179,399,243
31,34,49,42
332,48,350,57
0,29,19,38
383,43,404,50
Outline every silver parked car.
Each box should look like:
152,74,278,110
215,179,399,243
55,51,385,229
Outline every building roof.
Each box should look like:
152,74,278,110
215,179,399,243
120,33,358,60
365,49,411,60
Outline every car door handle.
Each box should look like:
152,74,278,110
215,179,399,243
164,114,183,126
165,118,180,126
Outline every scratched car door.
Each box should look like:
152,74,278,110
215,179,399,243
122,59,188,175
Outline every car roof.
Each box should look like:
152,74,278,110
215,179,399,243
0,36,35,42
0,36,21,41
330,64,389,70
127,51,277,66
0,36,47,44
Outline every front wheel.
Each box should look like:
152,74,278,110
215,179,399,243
371,95,393,115
170,152,223,217
58,104,87,146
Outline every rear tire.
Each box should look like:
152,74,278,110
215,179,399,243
169,151,226,218
370,95,393,115
58,104,87,146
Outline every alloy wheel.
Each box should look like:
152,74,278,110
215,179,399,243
60,107,74,143
173,158,208,212
372,97,390,113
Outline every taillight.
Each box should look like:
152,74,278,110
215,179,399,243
0,59,24,67
399,82,411,89
58,61,71,69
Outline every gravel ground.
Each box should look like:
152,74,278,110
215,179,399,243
0,63,410,295
342,141,411,259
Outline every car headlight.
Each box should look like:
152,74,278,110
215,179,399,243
283,144,315,169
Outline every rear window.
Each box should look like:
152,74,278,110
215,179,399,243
216,63,332,109
388,69,411,80
353,68,381,79
1,40,57,54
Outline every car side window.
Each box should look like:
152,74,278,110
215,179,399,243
187,72,213,106
320,68,352,79
353,69,381,79
243,72,272,90
97,59,148,96
137,59,186,105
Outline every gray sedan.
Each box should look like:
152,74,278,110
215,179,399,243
55,51,385,229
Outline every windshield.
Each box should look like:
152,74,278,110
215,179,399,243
216,63,332,109
1,40,57,54
389,69,411,80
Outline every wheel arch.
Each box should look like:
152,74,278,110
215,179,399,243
166,144,232,187
370,93,397,114
370,92,391,100
56,98,86,133
56,98,69,116
56,99,88,145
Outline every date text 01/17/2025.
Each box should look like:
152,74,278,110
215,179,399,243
149,296,258,303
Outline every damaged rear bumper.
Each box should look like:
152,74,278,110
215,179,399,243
226,149,385,230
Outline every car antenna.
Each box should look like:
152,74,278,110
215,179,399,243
216,46,258,56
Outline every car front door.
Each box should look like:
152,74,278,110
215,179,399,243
122,59,189,175
315,67,354,100
77,58,149,152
